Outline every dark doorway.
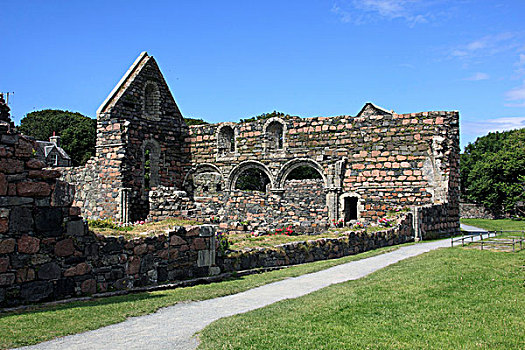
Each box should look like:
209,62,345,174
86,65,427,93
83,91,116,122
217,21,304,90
344,197,358,222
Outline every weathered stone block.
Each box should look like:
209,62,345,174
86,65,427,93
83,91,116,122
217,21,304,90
17,182,51,197
126,256,141,275
64,262,91,277
0,173,6,196
0,257,8,273
9,207,33,233
0,238,16,254
51,180,75,207
37,262,61,280
54,278,76,298
0,217,7,233
0,196,34,206
20,281,53,302
0,273,15,286
169,235,186,246
66,219,85,236
34,208,63,236
55,239,75,257
133,244,148,256
16,267,35,283
17,235,40,254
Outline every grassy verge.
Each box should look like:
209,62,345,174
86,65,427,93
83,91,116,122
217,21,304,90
0,244,410,348
198,248,525,350
461,218,525,239
461,218,525,232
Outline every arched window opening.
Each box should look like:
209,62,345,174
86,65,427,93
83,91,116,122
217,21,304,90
286,165,323,180
267,121,284,150
218,125,235,155
235,168,271,192
343,197,359,222
144,82,160,119
144,149,151,190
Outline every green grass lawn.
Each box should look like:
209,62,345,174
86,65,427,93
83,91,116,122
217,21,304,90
0,245,407,349
198,248,525,350
461,218,525,232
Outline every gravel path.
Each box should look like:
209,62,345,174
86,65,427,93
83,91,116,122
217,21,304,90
19,232,483,350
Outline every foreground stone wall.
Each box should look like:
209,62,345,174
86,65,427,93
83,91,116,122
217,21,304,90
217,213,414,272
1,122,216,307
459,202,494,219
1,222,215,307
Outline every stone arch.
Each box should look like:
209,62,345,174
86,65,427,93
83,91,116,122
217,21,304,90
339,192,364,222
227,161,274,192
263,117,286,152
142,138,161,189
217,123,237,156
143,81,160,121
276,158,328,189
183,164,224,195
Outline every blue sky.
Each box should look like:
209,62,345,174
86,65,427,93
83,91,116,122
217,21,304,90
1,0,525,149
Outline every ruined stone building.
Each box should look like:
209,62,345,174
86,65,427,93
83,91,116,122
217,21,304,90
63,52,460,239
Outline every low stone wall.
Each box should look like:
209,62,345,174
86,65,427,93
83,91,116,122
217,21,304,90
148,180,329,233
414,202,460,240
217,213,414,272
0,224,216,307
459,202,494,219
0,127,217,307
148,186,197,221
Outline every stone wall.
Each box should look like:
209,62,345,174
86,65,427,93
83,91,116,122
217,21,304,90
0,222,215,307
148,180,328,233
459,202,494,219
186,107,460,237
217,212,414,272
413,202,460,240
1,121,216,307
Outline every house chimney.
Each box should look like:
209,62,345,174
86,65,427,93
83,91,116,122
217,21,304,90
49,132,60,147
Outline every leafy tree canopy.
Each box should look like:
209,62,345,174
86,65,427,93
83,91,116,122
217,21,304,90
19,109,96,166
184,117,209,126
461,128,525,216
240,111,287,123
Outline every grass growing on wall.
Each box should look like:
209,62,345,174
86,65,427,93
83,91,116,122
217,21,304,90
88,217,202,238
198,248,525,350
0,245,408,348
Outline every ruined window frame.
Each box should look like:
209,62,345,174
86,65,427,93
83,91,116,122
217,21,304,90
216,123,238,160
263,117,286,154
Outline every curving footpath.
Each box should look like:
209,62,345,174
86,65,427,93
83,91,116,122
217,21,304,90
19,226,482,350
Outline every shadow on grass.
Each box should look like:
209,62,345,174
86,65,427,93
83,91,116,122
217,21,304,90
0,291,168,318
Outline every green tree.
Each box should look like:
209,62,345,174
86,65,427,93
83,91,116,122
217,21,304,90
184,117,209,126
19,109,96,166
461,128,525,216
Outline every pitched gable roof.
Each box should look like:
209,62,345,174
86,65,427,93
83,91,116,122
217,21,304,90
96,52,150,115
356,102,393,118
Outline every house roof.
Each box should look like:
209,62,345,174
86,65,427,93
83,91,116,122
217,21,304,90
36,141,71,160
